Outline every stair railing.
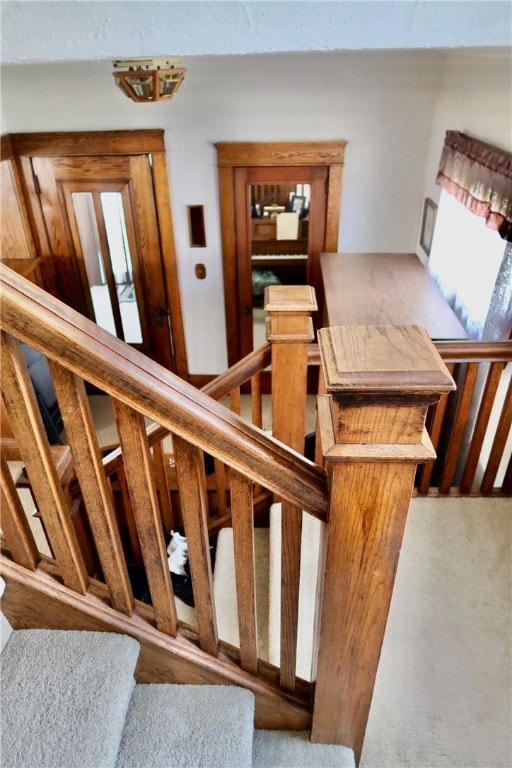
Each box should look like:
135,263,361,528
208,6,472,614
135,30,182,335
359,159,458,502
307,339,512,494
0,265,326,674
417,341,512,494
7,264,496,763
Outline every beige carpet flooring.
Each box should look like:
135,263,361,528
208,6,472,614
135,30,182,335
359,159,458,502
360,496,511,768
218,496,511,768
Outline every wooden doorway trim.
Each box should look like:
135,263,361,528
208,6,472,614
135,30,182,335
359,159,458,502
6,130,188,378
215,141,347,366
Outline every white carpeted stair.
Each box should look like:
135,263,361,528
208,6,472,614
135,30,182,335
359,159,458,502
0,577,354,768
2,494,509,767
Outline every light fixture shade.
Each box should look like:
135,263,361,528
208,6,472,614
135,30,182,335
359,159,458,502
113,60,185,103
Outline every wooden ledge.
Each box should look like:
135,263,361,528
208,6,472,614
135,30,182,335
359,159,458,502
318,325,455,397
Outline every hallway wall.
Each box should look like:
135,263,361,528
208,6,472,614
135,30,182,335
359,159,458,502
2,49,511,372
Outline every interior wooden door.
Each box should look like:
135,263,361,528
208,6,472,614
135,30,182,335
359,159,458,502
7,131,188,377
216,141,347,366
29,154,174,369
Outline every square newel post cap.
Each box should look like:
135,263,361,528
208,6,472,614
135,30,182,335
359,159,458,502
265,285,317,342
318,325,455,401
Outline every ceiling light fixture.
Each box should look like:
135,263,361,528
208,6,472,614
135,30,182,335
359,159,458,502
113,58,186,103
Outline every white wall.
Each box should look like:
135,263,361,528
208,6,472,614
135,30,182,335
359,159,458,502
2,48,511,372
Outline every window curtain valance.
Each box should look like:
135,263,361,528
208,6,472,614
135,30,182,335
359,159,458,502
436,131,512,242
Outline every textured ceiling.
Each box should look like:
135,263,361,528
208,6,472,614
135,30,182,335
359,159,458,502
1,1,511,64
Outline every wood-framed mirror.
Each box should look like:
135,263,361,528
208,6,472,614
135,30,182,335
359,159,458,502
215,141,347,366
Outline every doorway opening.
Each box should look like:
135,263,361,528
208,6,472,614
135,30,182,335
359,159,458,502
215,141,347,367
251,182,310,349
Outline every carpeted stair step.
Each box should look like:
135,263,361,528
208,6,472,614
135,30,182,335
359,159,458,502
0,576,13,653
115,684,254,768
253,730,355,767
0,629,140,768
268,502,324,681
213,526,270,660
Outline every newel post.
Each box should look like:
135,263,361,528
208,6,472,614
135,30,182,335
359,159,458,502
311,325,455,762
264,284,317,452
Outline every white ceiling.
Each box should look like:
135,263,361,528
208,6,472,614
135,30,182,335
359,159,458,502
1,1,511,65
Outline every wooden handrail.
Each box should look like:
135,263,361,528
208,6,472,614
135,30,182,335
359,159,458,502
307,339,512,366
435,340,512,361
101,343,272,475
0,265,328,518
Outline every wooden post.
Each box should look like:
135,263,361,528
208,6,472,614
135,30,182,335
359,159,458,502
311,325,455,763
265,284,317,452
265,284,317,689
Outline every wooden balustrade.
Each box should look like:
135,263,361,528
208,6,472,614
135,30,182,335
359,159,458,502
417,341,512,495
308,338,512,495
0,266,326,698
0,265,328,517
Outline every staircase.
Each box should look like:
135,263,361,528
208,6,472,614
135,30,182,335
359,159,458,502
2,268,510,768
0,579,354,768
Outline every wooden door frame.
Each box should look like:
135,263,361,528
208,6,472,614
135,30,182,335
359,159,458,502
4,130,188,379
215,141,347,366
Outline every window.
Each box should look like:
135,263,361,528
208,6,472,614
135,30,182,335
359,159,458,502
428,190,506,339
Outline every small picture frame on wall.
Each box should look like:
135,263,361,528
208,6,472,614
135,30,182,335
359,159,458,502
420,197,438,257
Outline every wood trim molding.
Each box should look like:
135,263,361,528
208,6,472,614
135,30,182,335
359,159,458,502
215,141,347,167
1,134,14,161
8,130,165,157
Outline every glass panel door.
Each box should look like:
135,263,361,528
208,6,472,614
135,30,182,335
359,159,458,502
70,190,143,344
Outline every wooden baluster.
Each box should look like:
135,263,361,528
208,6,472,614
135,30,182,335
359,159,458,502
0,454,39,570
416,362,456,494
230,470,258,674
230,387,241,415
114,465,143,564
278,500,303,689
113,400,177,635
251,372,262,428
48,363,134,615
213,459,228,520
151,440,175,534
439,362,479,493
312,325,455,764
173,435,218,656
502,453,512,493
250,373,264,500
481,375,512,493
265,284,317,690
460,361,505,493
0,333,88,594
314,361,327,465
